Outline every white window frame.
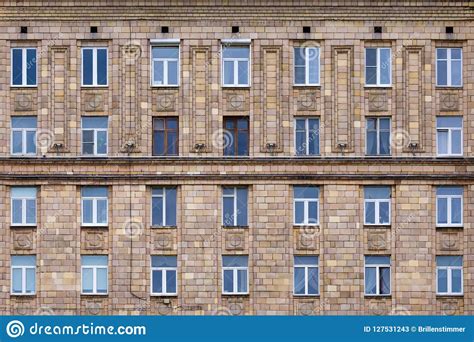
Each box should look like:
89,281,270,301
150,41,180,87
150,258,178,296
221,41,251,87
436,262,463,296
11,119,37,156
11,47,37,87
436,118,463,157
222,263,249,295
151,187,176,227
365,47,392,87
293,189,319,226
11,188,37,226
293,258,319,296
81,261,108,295
364,260,391,296
294,118,320,156
222,187,247,227
436,192,463,227
365,117,391,156
364,195,391,226
11,260,36,295
294,47,320,86
436,48,462,87
81,118,108,156
81,190,108,227
81,47,108,87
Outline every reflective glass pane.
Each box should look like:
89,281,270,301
379,201,390,224
452,129,462,154
25,268,35,293
451,48,461,60
153,60,164,85
437,198,448,224
223,61,234,85
152,256,177,268
26,131,36,154
82,199,93,224
82,268,93,293
294,186,319,199
308,201,318,224
166,270,177,293
437,61,447,86
295,66,305,84
12,199,22,224
97,199,107,224
308,49,319,84
294,48,305,66
237,132,248,155
366,48,377,66
223,197,234,226
152,270,163,293
295,131,306,155
437,269,447,293
222,256,248,267
237,269,247,293
237,60,248,85
437,130,448,155
380,267,390,294
294,201,304,224
223,46,249,59
365,201,375,224
82,117,108,129
294,256,318,265
367,131,377,155
365,267,376,294
437,256,462,267
165,188,177,226
451,60,462,86
223,269,233,293
451,197,462,224
437,186,463,196
379,49,391,84
82,49,93,85
97,131,107,154
308,267,319,295
152,196,163,226
25,199,36,224
153,131,165,155
236,188,248,226
364,187,390,199
82,187,108,197
26,49,36,85
365,256,390,265
437,116,462,128
436,48,447,59
380,131,391,155
294,267,305,294
366,67,377,85
12,49,23,85
97,267,108,293
168,61,178,85
451,269,462,293
12,268,22,293
12,131,23,154
97,49,107,85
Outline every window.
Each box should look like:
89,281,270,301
364,256,391,296
223,117,249,156
294,186,319,225
365,48,391,86
294,256,319,296
222,187,248,227
151,256,177,295
11,116,37,155
436,256,462,295
222,256,248,294
294,47,320,86
153,117,178,156
11,48,37,86
151,46,179,86
437,116,462,157
436,187,463,227
222,45,250,86
366,117,390,155
11,187,36,226
295,118,320,155
81,255,108,295
436,48,462,87
364,186,390,225
11,256,36,295
82,47,108,86
151,187,177,227
82,117,108,156
81,187,108,226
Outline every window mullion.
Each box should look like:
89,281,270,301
376,266,380,295
234,60,238,86
92,199,97,224
164,60,168,85
376,49,380,86
233,268,238,293
162,268,167,294
93,267,97,294
22,267,26,293
22,198,27,224
92,49,98,86
233,188,237,226
163,190,167,226
375,200,380,225
305,48,309,85
305,266,309,295
447,268,452,294
447,49,452,86
22,49,27,85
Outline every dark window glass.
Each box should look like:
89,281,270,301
223,117,249,156
153,117,178,156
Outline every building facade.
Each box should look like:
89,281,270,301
0,0,473,315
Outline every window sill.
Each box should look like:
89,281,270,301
221,293,249,297
436,225,463,229
150,294,178,297
151,85,179,88
222,225,249,229
11,224,37,228
364,294,391,298
81,225,108,228
293,84,321,88
10,293,36,297
293,294,320,298
80,85,109,89
363,224,391,228
364,85,392,89
435,86,463,90
436,294,464,298
222,85,251,89
10,85,38,89
436,155,464,158
151,225,177,229
81,293,109,297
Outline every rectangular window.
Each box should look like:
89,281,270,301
366,117,391,155
436,187,463,227
294,47,320,86
295,118,320,155
82,47,108,86
436,116,462,156
365,48,391,86
364,256,391,296
223,117,249,156
151,187,177,227
436,48,462,87
11,48,37,86
153,117,178,156
81,255,108,295
81,187,108,226
222,45,250,86
82,116,108,156
222,187,248,227
436,256,462,295
11,187,37,226
364,186,390,225
293,256,319,296
222,255,248,294
151,46,179,86
11,116,37,155
294,186,319,225
151,256,177,295
11,255,36,295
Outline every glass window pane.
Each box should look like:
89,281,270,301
294,186,319,199
237,269,247,293
451,197,462,224
12,199,22,224
152,196,163,226
97,199,107,224
366,67,377,85
451,60,462,86
294,256,318,265
437,61,447,86
168,61,178,85
223,61,234,85
97,131,107,154
26,131,36,154
152,270,163,293
165,188,177,226
223,197,234,226
12,131,23,154
82,268,93,293
223,47,249,59
97,49,107,85
437,186,463,196
295,131,306,155
380,267,391,294
236,188,248,226
237,60,248,85
82,199,93,224
364,186,390,199
82,130,94,145
365,201,375,224
379,131,391,155
437,256,462,267
366,48,377,67
26,49,36,85
295,67,305,84
153,131,165,155
437,117,462,128
308,267,319,295
437,130,448,155
166,270,177,293
367,131,377,155
237,132,248,155
295,201,304,224
379,49,391,84
167,132,178,155
294,48,305,67
365,267,376,294
152,256,177,268
365,256,390,265
153,47,179,59
96,268,108,293
451,129,462,154
223,256,248,267
82,49,93,85
25,268,35,293
308,201,318,224
25,199,36,224
437,198,448,224
437,269,447,293
223,269,234,293
154,61,164,85
437,48,447,59
82,187,108,197
451,269,462,293
12,49,23,85
308,49,319,84
379,201,390,224
294,267,305,294
451,48,461,60
12,268,23,293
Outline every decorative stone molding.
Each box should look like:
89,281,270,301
368,92,388,112
296,301,316,316
225,232,245,250
84,230,105,250
439,93,459,111
439,232,460,251
154,232,173,250
13,230,34,250
295,228,318,250
439,300,458,315
296,92,317,111
14,93,34,111
367,230,388,250
84,93,104,112
156,94,176,112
